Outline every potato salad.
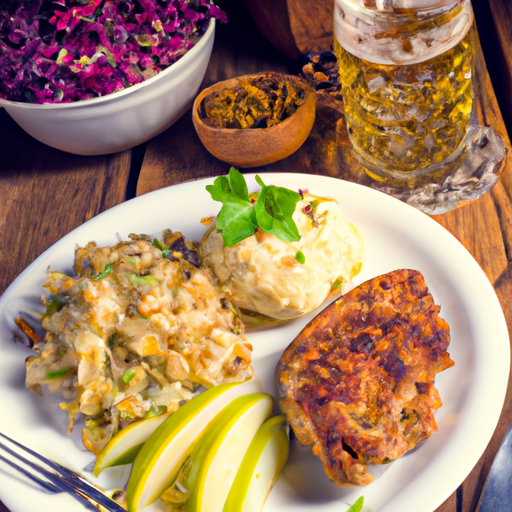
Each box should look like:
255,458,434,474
25,231,252,454
199,192,364,320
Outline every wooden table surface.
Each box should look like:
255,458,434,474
1,1,511,511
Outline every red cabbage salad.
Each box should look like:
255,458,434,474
0,0,226,104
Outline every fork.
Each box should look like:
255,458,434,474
0,432,126,512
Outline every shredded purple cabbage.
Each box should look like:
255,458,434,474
0,0,226,103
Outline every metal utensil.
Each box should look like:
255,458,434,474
477,420,512,511
0,432,125,512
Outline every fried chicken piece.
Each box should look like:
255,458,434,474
276,269,454,486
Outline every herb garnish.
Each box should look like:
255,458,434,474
44,294,68,316
91,263,113,281
122,368,136,385
152,238,166,251
46,366,71,380
206,168,302,247
129,273,158,286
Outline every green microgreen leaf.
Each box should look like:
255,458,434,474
91,263,113,281
44,294,68,316
46,366,71,380
206,168,301,246
125,256,138,268
295,251,306,264
122,368,136,385
152,238,165,251
347,496,364,512
129,273,158,286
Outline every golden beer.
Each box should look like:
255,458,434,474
333,0,475,182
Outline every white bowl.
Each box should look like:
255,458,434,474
0,18,215,156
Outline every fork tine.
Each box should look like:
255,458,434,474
0,433,127,512
0,451,106,512
0,442,105,512
0,450,60,493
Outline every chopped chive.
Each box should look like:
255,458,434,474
59,349,67,356
44,294,68,316
162,249,171,258
332,278,342,291
91,263,113,281
46,366,71,380
125,256,138,268
122,368,136,385
129,273,158,285
295,251,306,264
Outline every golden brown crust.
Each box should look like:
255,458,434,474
276,269,454,486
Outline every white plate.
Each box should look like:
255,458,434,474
0,173,509,512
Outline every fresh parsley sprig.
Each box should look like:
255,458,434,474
206,168,302,247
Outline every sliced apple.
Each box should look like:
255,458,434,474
126,380,260,512
183,393,273,512
222,414,289,512
94,412,170,477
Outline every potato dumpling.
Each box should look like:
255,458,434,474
198,193,364,320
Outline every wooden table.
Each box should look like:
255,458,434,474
1,0,511,511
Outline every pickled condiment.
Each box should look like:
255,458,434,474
201,75,306,130
333,0,475,181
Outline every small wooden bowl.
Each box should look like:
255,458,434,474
192,72,317,168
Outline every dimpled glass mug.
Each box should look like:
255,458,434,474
333,0,475,184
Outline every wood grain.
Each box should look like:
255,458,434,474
243,0,334,59
481,0,512,130
0,109,132,296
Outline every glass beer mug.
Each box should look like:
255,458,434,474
333,0,475,184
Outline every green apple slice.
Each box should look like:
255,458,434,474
222,414,289,512
126,380,260,512
94,412,170,477
183,393,273,512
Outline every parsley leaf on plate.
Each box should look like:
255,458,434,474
206,168,301,246
254,175,301,242
206,168,257,246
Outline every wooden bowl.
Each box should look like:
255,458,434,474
192,72,317,168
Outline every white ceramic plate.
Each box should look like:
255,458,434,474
0,173,509,512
